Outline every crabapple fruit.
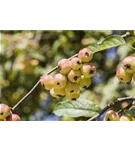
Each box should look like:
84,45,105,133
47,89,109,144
6,114,21,121
70,57,82,70
68,70,81,83
120,115,132,121
81,63,96,78
0,104,11,120
54,73,67,89
40,74,54,90
66,91,80,100
58,59,71,75
78,47,93,63
53,88,65,96
104,110,119,121
79,76,91,88
122,56,135,73
116,66,132,83
50,88,60,99
65,82,79,94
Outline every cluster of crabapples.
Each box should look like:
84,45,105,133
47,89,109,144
116,55,135,84
104,110,135,121
40,47,96,100
0,104,21,121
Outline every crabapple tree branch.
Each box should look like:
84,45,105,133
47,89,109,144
88,96,135,121
11,32,131,111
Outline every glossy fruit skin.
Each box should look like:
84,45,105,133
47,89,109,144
78,47,93,63
65,82,79,94
54,73,67,89
79,76,91,88
122,56,135,73
58,59,71,75
104,110,119,121
120,115,132,121
53,88,65,96
0,104,11,120
66,91,80,100
81,63,96,78
68,70,81,83
6,114,21,121
40,74,54,90
116,66,132,83
50,88,60,99
70,57,82,70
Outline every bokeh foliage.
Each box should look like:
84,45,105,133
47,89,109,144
0,30,135,121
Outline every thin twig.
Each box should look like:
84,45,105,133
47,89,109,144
88,96,135,121
12,54,79,110
11,32,130,111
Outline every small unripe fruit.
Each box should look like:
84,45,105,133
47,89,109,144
50,88,60,99
65,82,79,94
133,73,135,82
78,48,93,63
6,114,21,121
122,56,135,73
116,66,132,83
120,115,132,121
53,88,65,96
40,74,54,90
0,104,11,120
58,59,71,75
79,76,91,88
104,110,119,121
81,63,96,78
70,57,82,70
54,73,67,89
66,91,80,100
68,70,81,83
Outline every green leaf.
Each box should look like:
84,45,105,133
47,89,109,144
99,35,126,50
88,35,126,53
127,106,135,118
88,43,100,53
53,99,101,118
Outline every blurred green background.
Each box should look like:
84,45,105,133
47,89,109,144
0,30,135,121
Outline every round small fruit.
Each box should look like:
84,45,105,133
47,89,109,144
53,88,65,96
6,114,21,121
81,63,96,78
79,76,91,88
133,73,135,82
104,110,119,121
0,104,11,120
40,74,54,90
116,66,132,83
50,88,60,99
54,73,67,89
78,47,93,63
66,91,80,100
65,82,79,94
70,57,82,70
68,70,81,83
122,56,135,73
120,115,132,121
58,59,71,75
